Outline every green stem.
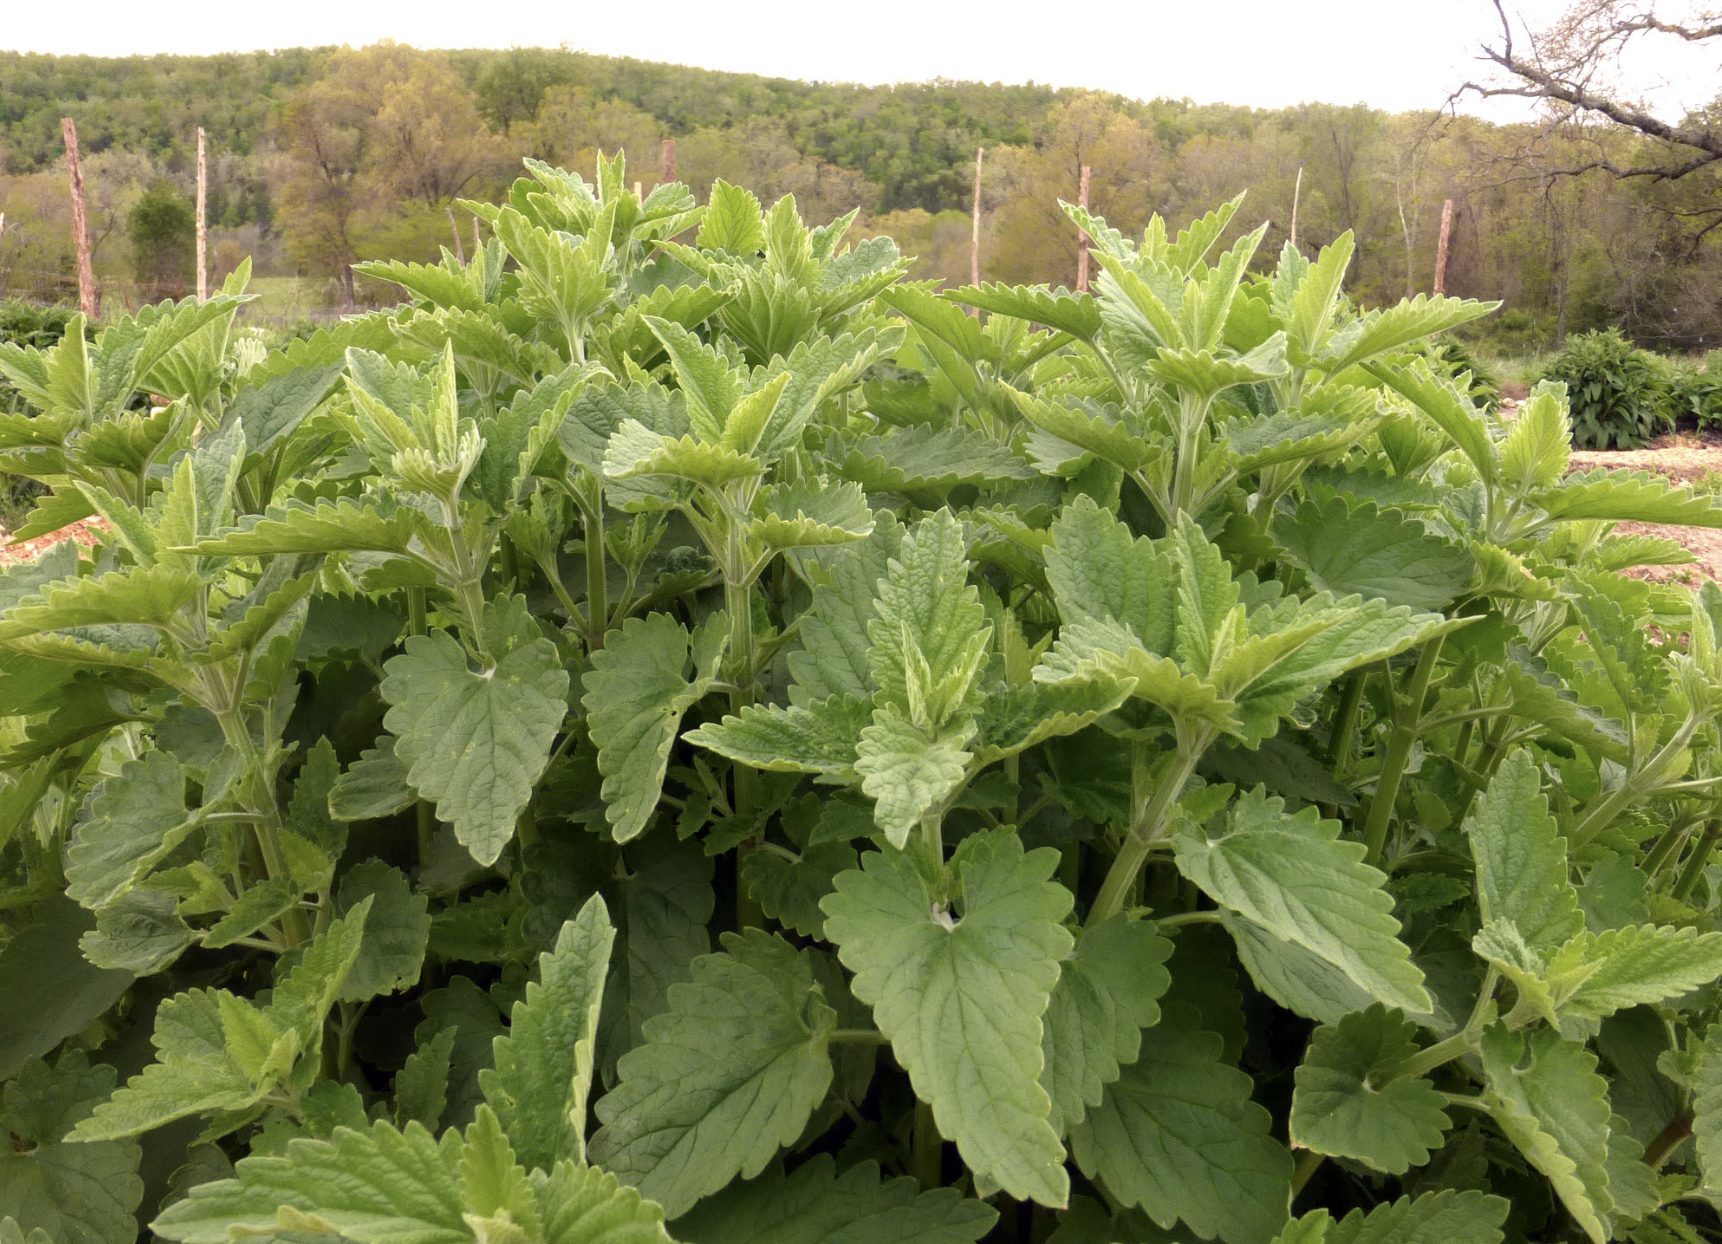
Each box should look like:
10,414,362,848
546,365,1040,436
407,587,436,867
1644,820,1693,878
913,1099,942,1190
584,500,608,648
1571,713,1703,848
1361,634,1447,868
1673,821,1722,901
1328,671,1366,775
1378,1029,1475,1083
1088,737,1206,927
921,809,943,857
1645,1111,1695,1168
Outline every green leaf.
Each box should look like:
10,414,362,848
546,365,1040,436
1279,232,1354,363
1272,1191,1509,1244
1173,788,1430,1015
150,1119,467,1244
855,706,975,848
1224,914,1380,1025
1070,1002,1292,1244
677,1154,997,1244
786,512,902,706
187,497,427,558
1463,749,1583,954
1040,915,1173,1136
867,510,990,719
1694,1025,1722,1195
0,1053,144,1244
1479,1023,1614,1244
971,675,1137,765
336,860,431,1002
583,611,727,843
1500,383,1571,494
590,930,836,1219
1367,362,1496,486
328,737,416,822
821,829,1074,1207
532,1157,677,1244
696,180,766,255
1044,495,1174,654
78,888,195,974
1272,494,1472,613
480,894,613,1173
0,902,132,1078
0,564,202,641
836,425,1037,495
395,1028,457,1131
1327,295,1497,374
1544,924,1722,1036
381,620,569,866
686,696,870,779
1528,468,1722,528
947,282,1101,340
1289,1005,1451,1174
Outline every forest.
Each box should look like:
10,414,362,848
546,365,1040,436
1,41,1719,353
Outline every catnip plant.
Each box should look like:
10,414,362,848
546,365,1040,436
6,154,1722,1244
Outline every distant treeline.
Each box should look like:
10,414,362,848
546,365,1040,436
2,44,1719,350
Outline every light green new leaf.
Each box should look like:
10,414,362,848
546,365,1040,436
947,282,1101,341
1501,383,1571,494
0,564,202,641
855,706,975,847
1273,494,1472,613
1173,788,1430,1015
1280,232,1354,362
583,611,727,842
1463,750,1583,954
1546,924,1722,1035
1070,1002,1292,1244
149,1119,468,1244
532,1158,677,1244
867,510,990,718
64,749,193,909
821,829,1074,1206
381,624,569,865
971,674,1136,765
1367,362,1496,486
696,180,767,255
1040,915,1173,1136
590,930,836,1219
786,511,901,705
1479,1023,1613,1244
676,1154,997,1244
480,894,613,1173
1044,495,1174,654
1271,1191,1509,1244
1289,1005,1450,1174
1528,468,1722,528
1328,295,1497,375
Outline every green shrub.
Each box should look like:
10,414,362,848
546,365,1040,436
10,161,1722,1243
1668,351,1722,428
1411,336,1501,411
1543,327,1673,448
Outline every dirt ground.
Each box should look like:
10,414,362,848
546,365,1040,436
0,516,106,569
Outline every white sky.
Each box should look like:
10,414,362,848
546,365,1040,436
4,0,1718,117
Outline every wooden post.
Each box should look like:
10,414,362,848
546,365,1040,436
472,216,482,258
61,117,96,318
1289,163,1304,252
195,127,208,302
970,147,984,290
662,138,675,183
1433,198,1455,295
447,205,466,265
1076,164,1092,292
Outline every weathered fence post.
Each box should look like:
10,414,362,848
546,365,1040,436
1076,164,1092,292
971,147,984,292
1433,198,1455,295
61,117,97,318
196,126,208,301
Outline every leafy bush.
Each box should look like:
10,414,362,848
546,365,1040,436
1669,351,1722,429
0,302,81,526
9,159,1722,1243
1544,327,1674,448
1411,336,1501,411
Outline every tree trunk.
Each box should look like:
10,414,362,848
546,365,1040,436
1433,198,1455,295
61,118,97,318
1076,164,1092,292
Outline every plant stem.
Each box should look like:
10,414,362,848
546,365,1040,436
1643,820,1692,878
1328,671,1366,775
1379,1029,1475,1083
913,1099,942,1189
1645,1111,1695,1168
1673,820,1722,901
1088,737,1205,927
1361,634,1446,868
584,499,608,648
1571,713,1702,847
921,810,943,857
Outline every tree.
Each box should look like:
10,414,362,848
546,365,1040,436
126,180,193,295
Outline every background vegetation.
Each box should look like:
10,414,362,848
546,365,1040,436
3,41,1722,352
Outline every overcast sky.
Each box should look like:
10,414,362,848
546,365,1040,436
4,0,1717,117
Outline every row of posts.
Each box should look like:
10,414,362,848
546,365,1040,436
41,127,1455,318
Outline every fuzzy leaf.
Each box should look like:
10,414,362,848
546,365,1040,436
1039,915,1173,1136
821,829,1074,1206
583,612,726,842
1070,1002,1292,1244
1273,494,1471,613
854,706,975,847
590,930,836,1219
481,894,613,1173
1479,1024,1613,1244
1272,1191,1509,1244
1464,750,1583,954
686,696,870,779
381,622,569,866
336,860,431,1003
64,749,193,909
1290,1005,1451,1174
677,1154,996,1244
1174,789,1430,1015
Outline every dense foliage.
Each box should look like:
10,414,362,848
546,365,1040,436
1543,329,1675,449
11,157,1722,1242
